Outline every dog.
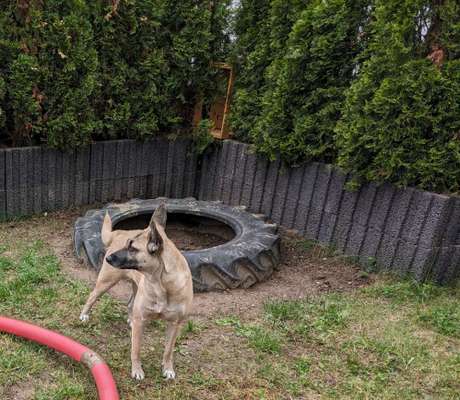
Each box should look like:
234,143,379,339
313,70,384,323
83,204,193,380
79,212,167,326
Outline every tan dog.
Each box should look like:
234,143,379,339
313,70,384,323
79,212,167,326
88,204,194,380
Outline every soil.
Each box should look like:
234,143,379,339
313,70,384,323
32,208,374,321
165,224,227,250
113,212,233,250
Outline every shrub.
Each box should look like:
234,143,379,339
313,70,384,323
252,0,370,164
336,0,460,193
229,0,272,142
231,0,460,193
0,0,229,148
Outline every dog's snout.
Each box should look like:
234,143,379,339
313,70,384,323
105,253,118,266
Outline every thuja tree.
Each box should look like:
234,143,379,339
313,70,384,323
336,0,460,192
252,0,370,165
0,0,229,148
230,0,308,141
229,0,272,142
90,0,217,141
0,1,101,147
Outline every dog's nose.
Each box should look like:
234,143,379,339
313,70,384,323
106,253,117,266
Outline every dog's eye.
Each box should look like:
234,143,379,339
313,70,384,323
128,242,139,253
127,240,137,252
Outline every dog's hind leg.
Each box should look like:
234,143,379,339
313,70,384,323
79,270,120,322
126,281,138,327
161,320,184,380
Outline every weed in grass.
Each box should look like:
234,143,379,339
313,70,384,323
418,303,460,338
99,296,125,323
292,321,313,339
294,239,316,252
177,320,206,346
312,300,348,333
188,371,221,388
236,324,282,354
214,315,241,327
364,279,443,304
183,319,205,335
264,299,304,323
294,357,310,376
0,256,14,271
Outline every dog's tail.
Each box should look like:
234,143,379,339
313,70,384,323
101,212,113,247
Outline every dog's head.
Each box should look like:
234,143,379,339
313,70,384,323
105,203,167,272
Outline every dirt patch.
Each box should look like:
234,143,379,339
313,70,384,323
3,382,34,400
192,229,372,319
165,225,227,251
113,212,234,250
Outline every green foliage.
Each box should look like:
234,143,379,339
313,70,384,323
230,0,308,142
232,0,460,192
0,0,229,148
336,0,460,193
229,0,272,142
237,324,282,354
253,0,369,164
418,303,460,337
231,0,368,163
192,118,214,154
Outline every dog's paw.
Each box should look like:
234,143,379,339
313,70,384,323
131,366,145,381
79,313,90,323
127,318,132,328
163,369,176,380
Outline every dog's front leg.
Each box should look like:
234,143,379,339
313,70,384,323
162,320,183,380
126,281,138,327
79,278,118,322
131,315,146,380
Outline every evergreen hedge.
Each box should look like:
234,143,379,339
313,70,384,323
231,0,460,193
336,0,460,193
0,0,229,148
252,0,369,165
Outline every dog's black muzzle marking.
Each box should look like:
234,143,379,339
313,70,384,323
106,250,139,270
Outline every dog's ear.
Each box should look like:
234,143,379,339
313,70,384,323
150,203,167,228
101,212,113,247
147,222,163,254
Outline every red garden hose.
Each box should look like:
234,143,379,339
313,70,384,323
0,316,119,400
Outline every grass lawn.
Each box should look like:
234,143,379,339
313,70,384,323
0,218,459,399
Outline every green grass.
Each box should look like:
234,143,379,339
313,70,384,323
418,303,460,337
215,316,282,354
0,235,459,399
